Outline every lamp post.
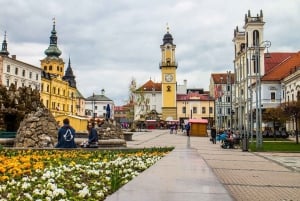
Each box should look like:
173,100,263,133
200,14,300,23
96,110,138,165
220,76,223,130
71,92,74,115
252,35,271,149
92,93,95,121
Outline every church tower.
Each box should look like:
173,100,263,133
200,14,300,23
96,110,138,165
41,18,64,77
0,32,9,56
160,26,177,121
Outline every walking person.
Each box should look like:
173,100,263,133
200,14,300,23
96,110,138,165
185,123,191,137
55,118,77,148
211,126,217,144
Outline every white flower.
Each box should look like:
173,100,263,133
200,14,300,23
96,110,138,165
52,188,66,197
0,184,7,192
21,182,31,190
33,188,42,195
24,193,33,200
78,186,90,198
96,191,104,198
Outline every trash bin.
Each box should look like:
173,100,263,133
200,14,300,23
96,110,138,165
242,137,248,152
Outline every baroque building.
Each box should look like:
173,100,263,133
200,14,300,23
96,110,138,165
40,20,86,131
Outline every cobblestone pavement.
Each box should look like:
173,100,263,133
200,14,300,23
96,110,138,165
126,130,300,201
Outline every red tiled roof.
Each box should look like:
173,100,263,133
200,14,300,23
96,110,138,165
264,52,296,73
262,51,300,81
211,73,234,84
136,79,161,92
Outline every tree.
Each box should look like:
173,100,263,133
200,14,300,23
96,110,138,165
281,101,300,144
262,107,287,140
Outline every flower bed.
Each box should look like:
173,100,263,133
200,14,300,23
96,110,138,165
0,147,173,201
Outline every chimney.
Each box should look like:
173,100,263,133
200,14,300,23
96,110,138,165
12,55,16,60
184,79,187,87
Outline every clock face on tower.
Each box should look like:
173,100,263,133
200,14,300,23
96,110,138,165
165,74,173,82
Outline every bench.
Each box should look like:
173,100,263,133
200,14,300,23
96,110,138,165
0,131,17,138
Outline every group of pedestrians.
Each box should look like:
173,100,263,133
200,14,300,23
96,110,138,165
169,122,191,137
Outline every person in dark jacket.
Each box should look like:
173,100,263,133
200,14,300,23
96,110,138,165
210,126,217,144
55,118,77,148
185,123,191,137
88,122,98,146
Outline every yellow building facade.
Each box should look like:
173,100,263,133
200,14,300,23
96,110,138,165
40,20,88,132
160,28,177,121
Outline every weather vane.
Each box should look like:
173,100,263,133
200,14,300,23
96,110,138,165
166,23,169,33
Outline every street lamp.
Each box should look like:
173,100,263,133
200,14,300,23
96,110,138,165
220,76,223,130
252,36,271,149
92,93,95,120
71,92,74,115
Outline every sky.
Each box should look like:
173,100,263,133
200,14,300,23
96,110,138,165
0,0,300,105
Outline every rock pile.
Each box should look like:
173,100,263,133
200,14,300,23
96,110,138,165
96,120,124,140
14,107,59,148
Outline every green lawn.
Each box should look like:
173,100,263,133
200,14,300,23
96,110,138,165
249,140,300,152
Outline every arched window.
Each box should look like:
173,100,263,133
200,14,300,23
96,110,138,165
253,30,259,46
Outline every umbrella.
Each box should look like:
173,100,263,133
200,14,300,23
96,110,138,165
106,104,111,120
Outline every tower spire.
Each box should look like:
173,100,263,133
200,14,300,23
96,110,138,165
44,18,62,58
0,31,9,56
63,56,77,88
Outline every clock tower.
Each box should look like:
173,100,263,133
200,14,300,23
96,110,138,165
160,27,177,121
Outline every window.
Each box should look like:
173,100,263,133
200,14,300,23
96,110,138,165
22,69,25,77
103,106,106,110
7,65,10,72
36,73,39,80
202,107,206,114
95,106,98,110
209,107,213,114
227,96,231,102
271,92,275,102
29,72,32,79
227,85,231,91
49,66,52,71
182,106,186,114
44,66,47,71
253,30,260,46
15,67,18,75
6,79,9,87
46,85,49,92
57,66,59,71
227,108,231,115
193,107,197,114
